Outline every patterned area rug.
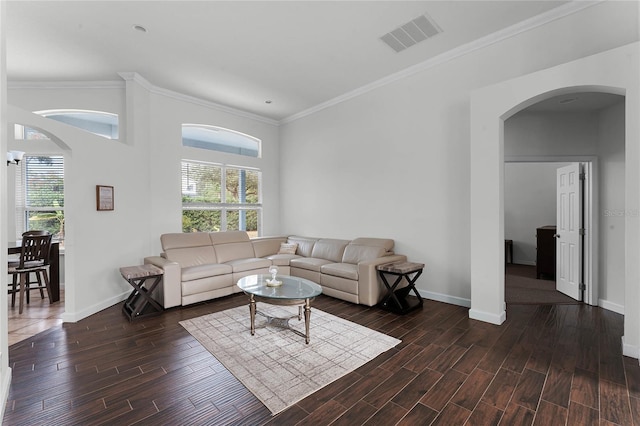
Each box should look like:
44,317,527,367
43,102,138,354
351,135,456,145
180,304,401,415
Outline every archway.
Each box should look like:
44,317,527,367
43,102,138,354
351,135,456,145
469,43,639,359
5,108,72,340
503,91,625,308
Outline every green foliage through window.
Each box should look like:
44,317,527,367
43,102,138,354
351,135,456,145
17,155,65,243
181,161,261,236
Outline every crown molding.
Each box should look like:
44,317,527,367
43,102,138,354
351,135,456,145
117,71,279,126
118,71,154,91
280,0,603,125
9,72,279,127
7,80,124,90
150,85,279,127
7,1,602,128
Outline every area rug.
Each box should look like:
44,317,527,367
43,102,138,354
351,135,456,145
179,304,401,415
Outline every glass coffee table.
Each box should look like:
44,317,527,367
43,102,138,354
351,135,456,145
236,274,322,344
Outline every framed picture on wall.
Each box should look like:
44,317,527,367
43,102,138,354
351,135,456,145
96,185,114,211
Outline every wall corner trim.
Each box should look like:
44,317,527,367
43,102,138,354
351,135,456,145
622,336,640,360
0,367,11,422
61,291,130,323
469,308,506,325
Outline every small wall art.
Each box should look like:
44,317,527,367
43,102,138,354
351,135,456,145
96,185,114,211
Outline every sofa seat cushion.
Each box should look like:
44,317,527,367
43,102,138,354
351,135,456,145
290,257,332,272
182,263,232,281
224,258,272,273
265,253,301,266
321,263,358,281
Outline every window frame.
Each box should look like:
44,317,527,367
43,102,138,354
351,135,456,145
181,160,262,236
33,109,119,140
182,124,261,158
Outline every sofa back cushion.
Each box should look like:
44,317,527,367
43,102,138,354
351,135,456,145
161,233,217,267
311,239,350,263
251,236,288,258
210,231,256,263
350,238,395,252
342,245,386,264
287,236,318,257
342,238,395,264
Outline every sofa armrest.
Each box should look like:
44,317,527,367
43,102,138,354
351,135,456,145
357,254,408,306
144,256,182,309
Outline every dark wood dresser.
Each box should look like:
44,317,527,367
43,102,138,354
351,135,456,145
536,226,556,279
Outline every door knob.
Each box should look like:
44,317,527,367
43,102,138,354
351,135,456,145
553,234,560,238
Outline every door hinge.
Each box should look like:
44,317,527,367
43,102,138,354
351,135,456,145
579,283,586,291
579,228,586,236
579,172,586,180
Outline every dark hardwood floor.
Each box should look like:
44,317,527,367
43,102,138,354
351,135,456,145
4,292,640,425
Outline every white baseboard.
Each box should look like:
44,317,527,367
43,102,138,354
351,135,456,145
416,289,508,325
599,299,624,315
622,336,640,360
468,308,506,325
62,290,130,323
0,367,12,422
417,289,471,308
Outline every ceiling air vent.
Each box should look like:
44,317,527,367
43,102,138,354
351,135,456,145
380,13,442,53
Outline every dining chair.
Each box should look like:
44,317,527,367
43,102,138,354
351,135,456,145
8,231,53,314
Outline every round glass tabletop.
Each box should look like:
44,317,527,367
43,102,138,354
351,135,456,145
237,274,322,300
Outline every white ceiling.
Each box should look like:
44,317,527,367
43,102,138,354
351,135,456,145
7,0,588,121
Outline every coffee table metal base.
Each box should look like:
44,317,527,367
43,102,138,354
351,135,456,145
248,294,313,344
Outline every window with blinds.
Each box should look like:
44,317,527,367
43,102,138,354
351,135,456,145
181,161,261,236
15,155,65,244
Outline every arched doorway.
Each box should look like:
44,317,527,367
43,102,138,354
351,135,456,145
469,44,639,359
5,117,71,343
503,92,625,308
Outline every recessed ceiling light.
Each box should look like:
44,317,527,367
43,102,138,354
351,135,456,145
559,97,578,104
133,25,147,33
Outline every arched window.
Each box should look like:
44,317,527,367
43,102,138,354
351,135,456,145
13,124,50,140
182,124,260,158
34,109,119,139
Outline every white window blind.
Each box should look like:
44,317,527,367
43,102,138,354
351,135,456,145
16,155,65,242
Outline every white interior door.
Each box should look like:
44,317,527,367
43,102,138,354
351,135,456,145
556,163,583,300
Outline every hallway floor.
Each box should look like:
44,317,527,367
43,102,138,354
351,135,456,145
7,288,64,346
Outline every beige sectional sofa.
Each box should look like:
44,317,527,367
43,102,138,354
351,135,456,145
144,231,406,309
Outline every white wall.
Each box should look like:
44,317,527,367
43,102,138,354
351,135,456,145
280,1,639,308
6,78,281,322
505,111,599,157
598,102,626,309
504,162,567,265
0,0,11,417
